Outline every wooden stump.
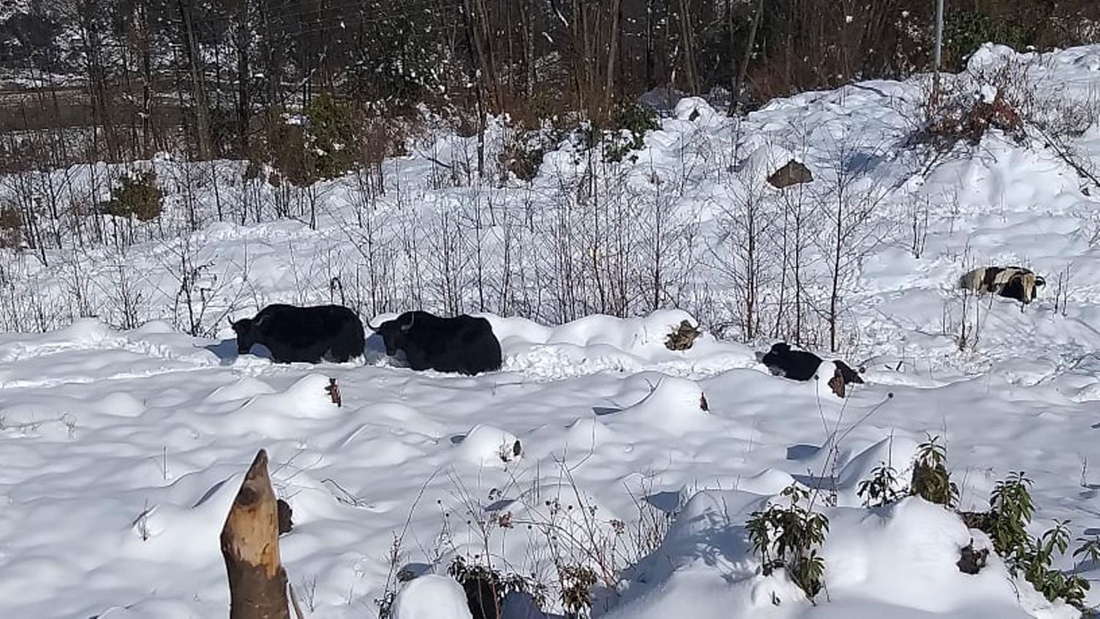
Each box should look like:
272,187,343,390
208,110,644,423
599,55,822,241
221,449,290,619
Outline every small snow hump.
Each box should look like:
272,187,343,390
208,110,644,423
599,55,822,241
957,266,1046,304
392,574,473,619
454,425,523,466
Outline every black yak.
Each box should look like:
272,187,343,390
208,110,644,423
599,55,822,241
369,311,502,375
232,304,365,363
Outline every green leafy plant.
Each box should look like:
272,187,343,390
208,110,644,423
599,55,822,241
262,95,357,188
988,471,1034,561
985,473,1091,609
303,93,357,180
1074,535,1100,570
601,102,659,163
1029,522,1089,607
910,435,958,508
858,462,904,508
746,484,830,601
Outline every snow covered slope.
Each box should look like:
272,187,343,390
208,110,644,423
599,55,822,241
0,44,1099,618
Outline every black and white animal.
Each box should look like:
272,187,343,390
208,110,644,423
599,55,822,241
958,266,1045,304
231,304,365,363
368,311,502,375
761,342,864,397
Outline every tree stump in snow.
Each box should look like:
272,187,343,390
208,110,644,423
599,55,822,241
221,449,290,619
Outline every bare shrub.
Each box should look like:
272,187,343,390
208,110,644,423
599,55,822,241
916,86,1024,150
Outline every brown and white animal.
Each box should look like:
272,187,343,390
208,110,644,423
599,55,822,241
958,266,1045,304
761,342,864,398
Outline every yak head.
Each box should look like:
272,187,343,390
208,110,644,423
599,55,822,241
761,342,791,365
1004,271,1045,304
369,311,417,356
231,318,259,355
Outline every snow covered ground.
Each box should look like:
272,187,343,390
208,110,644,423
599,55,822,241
1,44,1100,618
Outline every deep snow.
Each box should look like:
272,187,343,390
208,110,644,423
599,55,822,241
0,43,1099,618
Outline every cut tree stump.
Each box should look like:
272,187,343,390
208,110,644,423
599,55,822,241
221,449,290,619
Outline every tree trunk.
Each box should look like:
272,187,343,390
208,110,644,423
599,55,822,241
520,0,536,97
732,0,765,112
235,0,252,157
604,0,623,115
677,0,699,94
221,449,290,619
460,0,488,177
180,0,213,160
645,0,655,88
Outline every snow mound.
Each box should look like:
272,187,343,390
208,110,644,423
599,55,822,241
604,376,711,434
564,417,617,452
393,574,473,619
674,97,722,125
93,391,147,417
238,374,339,419
821,499,1016,612
737,468,799,496
0,317,125,362
496,309,703,354
738,143,799,185
357,402,447,440
203,376,278,403
454,424,523,466
497,310,749,380
609,491,1071,619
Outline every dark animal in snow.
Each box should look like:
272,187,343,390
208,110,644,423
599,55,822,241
958,266,1045,304
761,342,864,397
232,304,365,363
369,311,502,375
277,498,293,535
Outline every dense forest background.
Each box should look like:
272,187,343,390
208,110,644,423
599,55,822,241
0,0,1097,170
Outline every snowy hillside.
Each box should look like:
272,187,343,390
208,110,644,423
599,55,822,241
0,43,1100,618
